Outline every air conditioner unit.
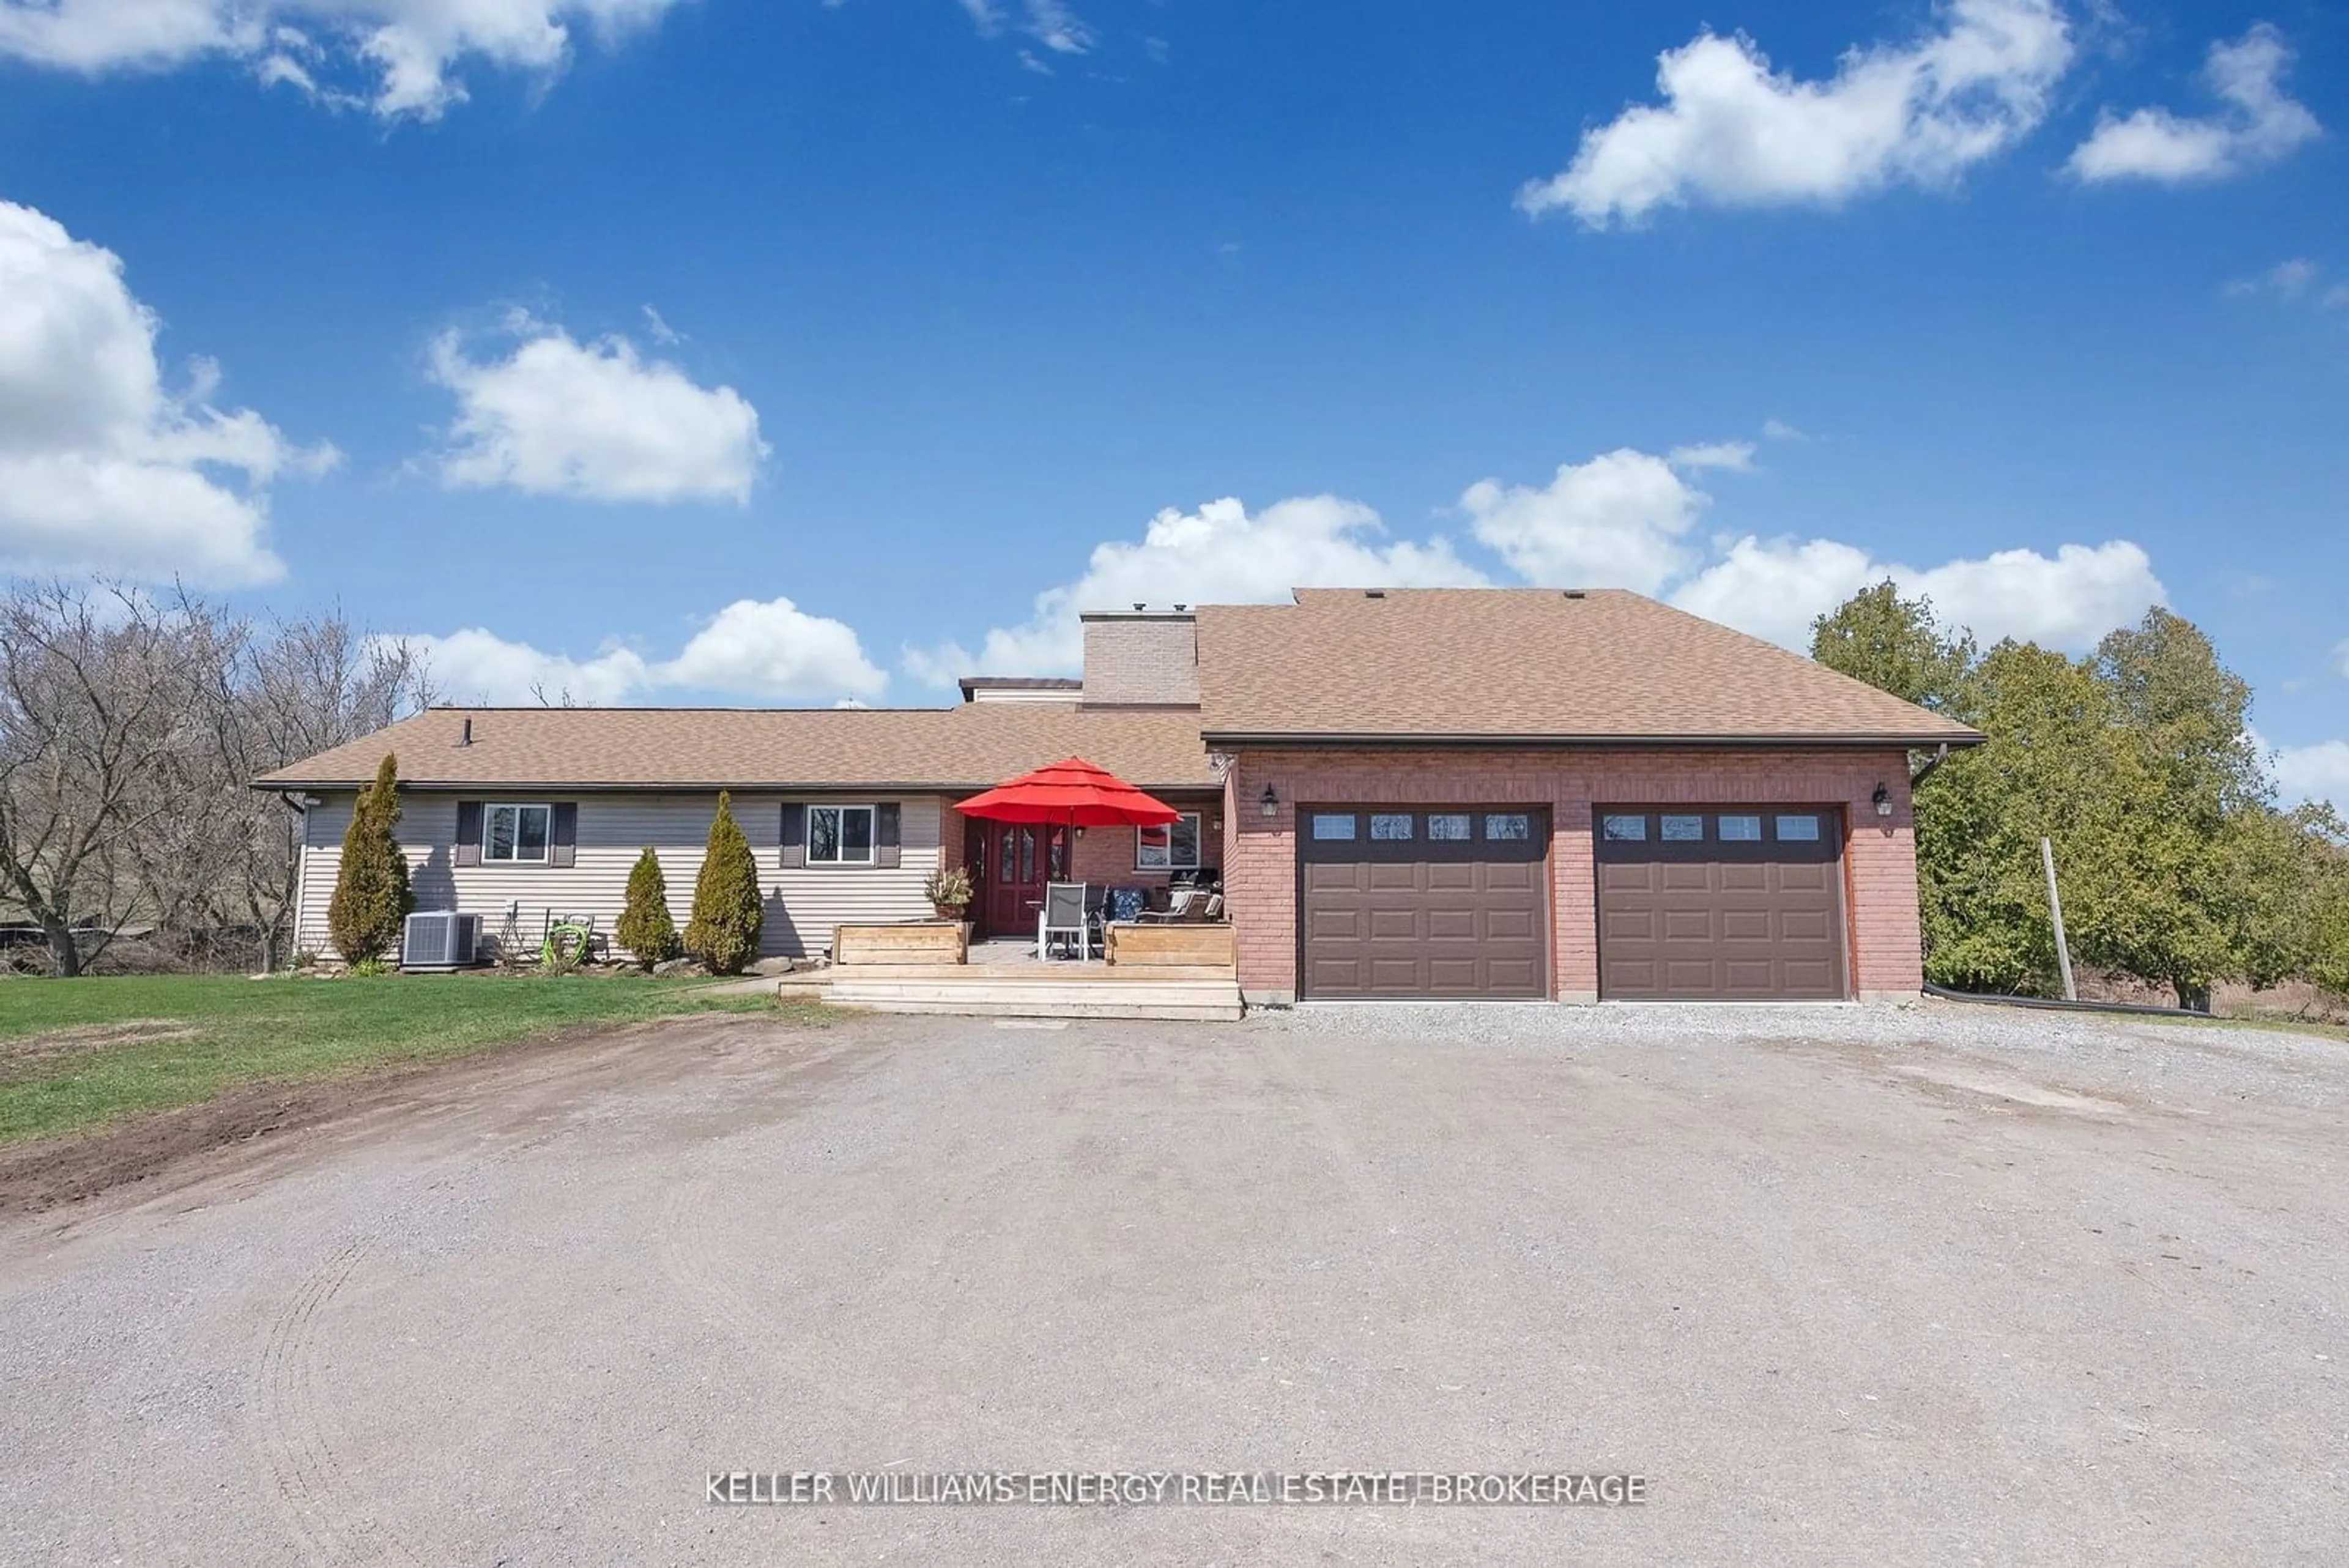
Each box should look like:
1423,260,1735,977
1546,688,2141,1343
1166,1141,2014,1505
401,911,482,972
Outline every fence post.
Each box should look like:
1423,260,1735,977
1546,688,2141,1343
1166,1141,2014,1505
2041,836,2078,1002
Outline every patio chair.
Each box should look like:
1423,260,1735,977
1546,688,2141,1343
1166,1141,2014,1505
1135,887,1202,924
1038,882,1094,960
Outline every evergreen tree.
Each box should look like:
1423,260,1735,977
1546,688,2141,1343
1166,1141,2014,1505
683,792,763,975
616,846,681,970
326,753,414,965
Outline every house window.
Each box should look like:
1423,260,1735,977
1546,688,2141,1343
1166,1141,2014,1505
1138,812,1203,871
1311,812,1357,841
809,804,876,865
1776,814,1822,842
1370,812,1415,841
1600,813,1646,842
483,804,551,863
1718,814,1762,841
1427,813,1472,841
1485,812,1533,841
1661,814,1706,842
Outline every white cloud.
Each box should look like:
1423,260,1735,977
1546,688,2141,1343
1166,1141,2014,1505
1666,440,1757,472
0,198,332,586
0,1,686,120
406,628,653,707
639,303,681,344
1671,537,2167,652
428,315,768,505
1762,418,1806,442
915,495,1485,681
659,596,887,700
1667,537,1879,649
2261,733,2349,811
2227,257,2319,299
1461,447,1723,591
2068,24,2320,184
899,640,974,689
1520,0,2073,225
1021,0,1091,54
408,595,887,705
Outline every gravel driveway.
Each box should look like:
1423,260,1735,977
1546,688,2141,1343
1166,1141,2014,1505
3,1001,2343,1566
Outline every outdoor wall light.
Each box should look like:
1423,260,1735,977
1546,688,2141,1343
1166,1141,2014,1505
1260,783,1280,818
1872,783,1893,817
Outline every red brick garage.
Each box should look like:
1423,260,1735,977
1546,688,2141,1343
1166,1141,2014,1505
1219,748,1925,1005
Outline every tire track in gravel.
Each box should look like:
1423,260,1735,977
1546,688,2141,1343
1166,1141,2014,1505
246,1235,425,1567
652,1030,1038,1456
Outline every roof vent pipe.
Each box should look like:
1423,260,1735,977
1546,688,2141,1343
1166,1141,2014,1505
459,716,473,748
1132,602,1146,611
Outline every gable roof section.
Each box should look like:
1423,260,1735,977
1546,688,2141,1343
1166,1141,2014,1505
1196,589,1980,746
255,703,1221,792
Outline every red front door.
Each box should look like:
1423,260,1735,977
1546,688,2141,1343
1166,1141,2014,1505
971,820,1070,936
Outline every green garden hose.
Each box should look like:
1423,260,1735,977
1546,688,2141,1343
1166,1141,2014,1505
541,923,594,967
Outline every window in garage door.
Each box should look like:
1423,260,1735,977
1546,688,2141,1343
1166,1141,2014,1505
1298,807,1549,999
1595,807,1847,1000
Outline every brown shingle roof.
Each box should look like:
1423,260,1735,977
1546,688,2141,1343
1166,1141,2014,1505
1196,589,1980,746
255,704,1220,792
259,589,1976,790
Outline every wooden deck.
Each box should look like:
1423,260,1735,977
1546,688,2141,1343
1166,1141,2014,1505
796,957,1243,1022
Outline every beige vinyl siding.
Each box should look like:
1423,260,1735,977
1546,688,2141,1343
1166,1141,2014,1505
295,791,943,960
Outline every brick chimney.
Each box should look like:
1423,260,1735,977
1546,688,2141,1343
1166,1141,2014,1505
1080,608,1199,707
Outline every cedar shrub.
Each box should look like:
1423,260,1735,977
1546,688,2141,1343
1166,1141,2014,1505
327,753,414,965
616,846,681,970
683,792,763,975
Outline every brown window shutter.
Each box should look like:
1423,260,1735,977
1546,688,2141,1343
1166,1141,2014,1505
454,800,483,866
779,803,807,868
875,802,902,869
549,803,577,868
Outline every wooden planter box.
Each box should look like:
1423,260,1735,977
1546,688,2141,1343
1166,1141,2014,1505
834,921,969,967
1106,922,1236,969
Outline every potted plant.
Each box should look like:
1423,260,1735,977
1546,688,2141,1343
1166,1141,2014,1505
924,866,973,922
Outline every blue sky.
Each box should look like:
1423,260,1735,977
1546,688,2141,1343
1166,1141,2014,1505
0,1,2343,798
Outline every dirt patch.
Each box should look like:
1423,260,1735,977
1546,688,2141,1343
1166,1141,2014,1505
1883,1060,2135,1117
0,1019,198,1082
0,1016,739,1217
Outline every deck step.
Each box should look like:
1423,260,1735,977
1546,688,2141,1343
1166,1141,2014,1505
824,977,1242,1022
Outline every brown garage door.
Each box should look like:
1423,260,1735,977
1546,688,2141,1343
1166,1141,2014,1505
1299,808,1549,998
1595,807,1847,1000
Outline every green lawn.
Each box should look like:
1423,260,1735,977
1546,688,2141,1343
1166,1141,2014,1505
0,973,818,1146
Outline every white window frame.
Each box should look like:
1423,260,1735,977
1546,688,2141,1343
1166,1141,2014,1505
1137,811,1203,871
483,803,553,864
807,804,877,866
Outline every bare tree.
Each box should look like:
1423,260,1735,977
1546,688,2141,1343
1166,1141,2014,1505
198,608,430,972
0,579,434,977
0,582,212,975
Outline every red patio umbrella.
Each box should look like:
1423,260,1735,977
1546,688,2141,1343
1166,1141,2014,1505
955,757,1182,827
